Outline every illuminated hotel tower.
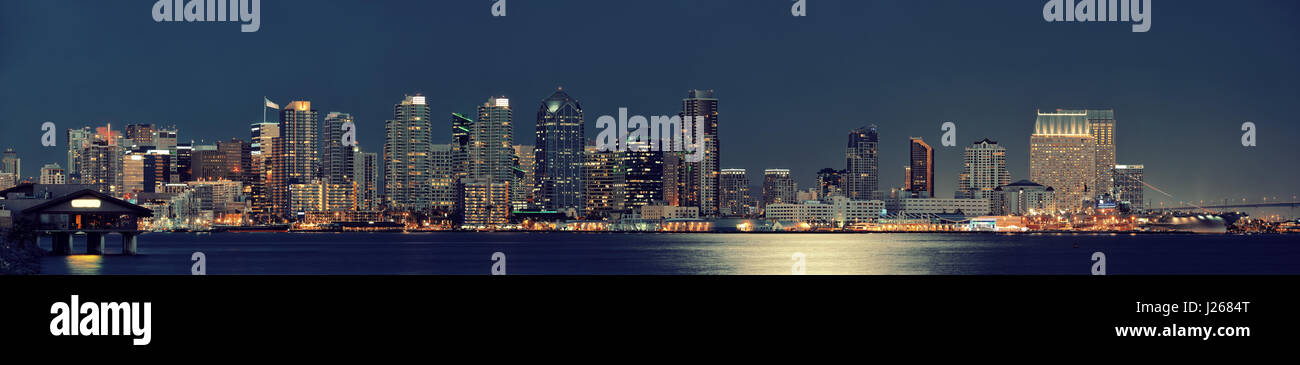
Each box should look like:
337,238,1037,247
1030,110,1096,211
384,95,433,211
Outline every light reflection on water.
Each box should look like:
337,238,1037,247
63,255,104,275
34,232,1300,275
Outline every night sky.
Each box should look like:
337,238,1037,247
2,0,1297,206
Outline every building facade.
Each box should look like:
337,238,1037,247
533,88,585,212
719,168,753,217
846,125,879,201
1030,110,1096,211
384,95,433,212
908,137,934,198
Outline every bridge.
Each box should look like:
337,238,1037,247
1148,201,1300,212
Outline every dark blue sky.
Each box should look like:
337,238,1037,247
2,0,1297,205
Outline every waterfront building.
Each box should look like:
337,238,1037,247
997,180,1057,215
764,196,886,228
270,100,319,220
719,168,753,217
1030,109,1096,211
1114,164,1145,209
583,146,625,219
957,139,1011,214
886,198,991,216
762,169,796,212
462,179,511,228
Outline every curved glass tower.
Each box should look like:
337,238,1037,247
533,88,585,212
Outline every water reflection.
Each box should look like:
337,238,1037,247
64,255,104,275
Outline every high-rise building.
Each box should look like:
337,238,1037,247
533,88,585,212
354,149,380,211
462,179,511,228
122,149,172,194
908,137,934,198
176,143,194,182
846,125,879,201
678,90,720,217
66,126,93,184
622,145,663,211
471,96,516,183
384,95,433,212
450,113,473,184
1030,110,1096,211
217,138,252,183
80,140,122,195
249,122,279,222
719,168,753,217
270,100,320,220
583,146,625,219
1080,109,1117,199
191,145,224,181
322,112,356,191
40,163,66,185
513,145,535,210
816,168,845,200
1,148,20,178
957,139,1010,210
662,152,681,206
153,128,178,153
1114,164,1145,209
430,144,457,211
124,124,156,147
762,169,796,213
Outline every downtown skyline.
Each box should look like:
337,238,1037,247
1,0,1297,206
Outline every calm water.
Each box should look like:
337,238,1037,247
35,232,1300,275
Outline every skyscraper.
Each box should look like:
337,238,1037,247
622,145,663,211
249,122,279,222
762,169,796,213
66,126,93,184
513,145,535,210
384,95,433,212
430,144,457,211
846,125,879,201
957,139,1010,202
1,148,20,179
1081,109,1117,199
719,168,753,217
460,96,516,225
124,124,156,147
1114,164,1145,209
450,112,473,185
1030,110,1097,211
270,100,320,220
217,138,252,183
908,137,934,198
678,90,720,217
354,149,380,211
816,168,845,200
533,88,585,212
471,96,515,183
583,146,625,219
322,112,356,190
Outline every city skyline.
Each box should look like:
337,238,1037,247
1,0,1297,205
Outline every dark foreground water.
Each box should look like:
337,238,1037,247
34,232,1300,275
